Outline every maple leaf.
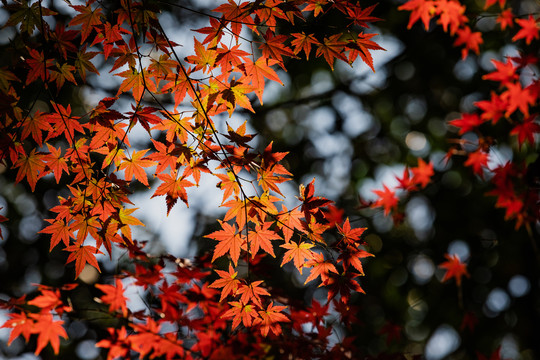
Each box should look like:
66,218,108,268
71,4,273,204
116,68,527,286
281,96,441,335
237,280,270,308
449,113,485,135
151,171,194,214
221,79,256,115
64,244,103,278
337,218,367,246
277,205,304,243
29,313,68,355
242,58,283,104
259,30,295,67
436,0,467,35
304,252,338,285
194,17,225,45
50,62,77,89
501,82,535,117
185,37,216,73
254,302,290,336
25,49,54,85
69,3,104,42
512,15,539,44
14,149,46,191
464,150,489,178
411,158,434,188
371,184,399,216
39,218,73,251
474,92,507,124
290,32,320,60
45,103,85,146
43,144,69,183
347,4,381,27
338,247,374,275
95,278,129,316
118,149,156,186
213,0,252,38
439,253,469,286
325,271,365,304
246,222,280,258
221,301,258,329
116,69,157,102
347,32,385,72
453,26,483,59
299,179,332,223
20,111,52,146
482,58,518,85
206,221,245,266
484,0,505,9
2,312,35,345
398,0,436,30
497,9,514,31
510,116,540,150
96,327,130,360
210,264,241,301
316,34,348,70
280,241,315,273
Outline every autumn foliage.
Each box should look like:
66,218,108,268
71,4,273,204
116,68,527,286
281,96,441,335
0,0,538,358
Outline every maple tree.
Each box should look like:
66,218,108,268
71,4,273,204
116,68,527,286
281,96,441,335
0,0,538,359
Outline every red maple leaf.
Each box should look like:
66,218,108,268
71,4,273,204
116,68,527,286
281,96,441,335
439,253,469,286
337,218,366,246
371,184,399,215
464,150,489,178
512,15,539,44
482,58,518,85
453,26,483,59
411,158,434,188
398,0,436,30
449,113,485,135
496,9,514,30
510,116,540,150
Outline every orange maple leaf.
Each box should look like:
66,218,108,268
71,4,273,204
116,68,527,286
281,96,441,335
280,241,315,273
304,252,338,285
206,221,245,266
254,301,290,336
64,244,103,278
118,149,156,186
95,278,129,316
209,264,241,301
29,313,68,355
316,34,347,70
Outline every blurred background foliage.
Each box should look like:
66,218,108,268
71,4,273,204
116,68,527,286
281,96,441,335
0,0,539,359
